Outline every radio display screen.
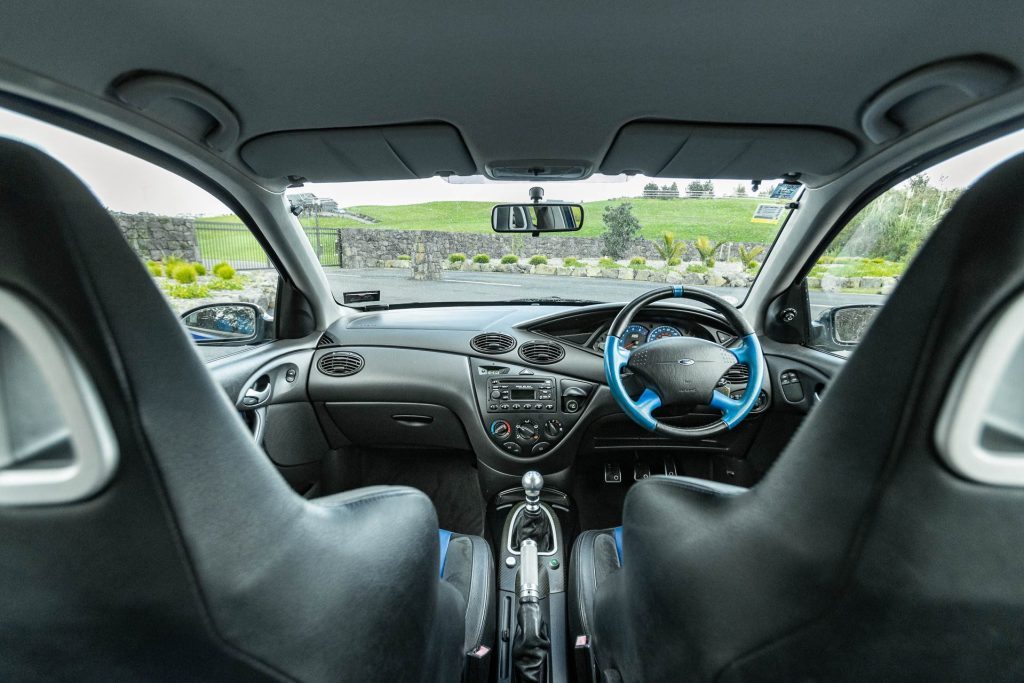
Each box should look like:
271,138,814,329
510,389,535,400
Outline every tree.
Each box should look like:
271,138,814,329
685,180,705,198
734,183,747,197
601,202,643,259
642,182,660,198
666,181,679,198
702,180,715,197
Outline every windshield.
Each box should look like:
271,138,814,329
271,176,795,307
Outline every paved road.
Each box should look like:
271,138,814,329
325,268,883,315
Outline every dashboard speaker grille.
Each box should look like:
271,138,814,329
470,333,517,354
718,363,750,385
317,351,364,377
519,340,565,365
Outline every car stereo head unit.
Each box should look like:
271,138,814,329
487,377,554,412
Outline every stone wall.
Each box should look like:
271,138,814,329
337,227,766,268
112,212,197,261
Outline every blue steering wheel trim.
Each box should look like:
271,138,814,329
604,330,764,432
709,333,764,428
603,335,661,431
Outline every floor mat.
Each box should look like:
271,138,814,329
346,448,486,536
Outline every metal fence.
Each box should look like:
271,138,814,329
194,221,340,270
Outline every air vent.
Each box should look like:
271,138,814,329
317,333,336,347
470,333,517,355
519,341,565,365
718,363,750,386
317,351,364,377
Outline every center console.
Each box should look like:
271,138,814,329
494,472,569,683
472,358,595,458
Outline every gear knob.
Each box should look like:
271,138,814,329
522,471,543,513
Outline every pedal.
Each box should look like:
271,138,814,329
663,457,677,476
633,462,651,481
604,463,622,484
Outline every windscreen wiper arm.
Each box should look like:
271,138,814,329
506,297,602,306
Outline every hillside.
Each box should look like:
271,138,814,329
205,197,787,244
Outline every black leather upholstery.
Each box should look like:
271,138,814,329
442,534,496,654
573,151,1024,681
0,139,486,681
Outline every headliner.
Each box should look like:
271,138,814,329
0,1,1022,186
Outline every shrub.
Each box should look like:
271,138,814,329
693,236,723,267
163,255,185,277
653,232,685,263
686,263,708,274
208,278,244,291
667,257,681,267
598,257,621,269
192,262,207,276
528,254,548,266
501,254,519,264
472,253,490,264
737,245,764,269
146,260,163,277
171,263,198,284
212,261,231,276
166,283,210,299
397,254,411,260
629,256,646,268
563,257,584,268
600,203,642,259
215,264,236,280
449,253,467,263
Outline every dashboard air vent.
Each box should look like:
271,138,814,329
470,333,517,355
317,333,336,347
519,340,565,365
317,351,364,377
718,363,750,386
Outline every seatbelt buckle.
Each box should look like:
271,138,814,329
463,644,490,683
574,635,597,683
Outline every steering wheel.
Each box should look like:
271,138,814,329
603,286,765,439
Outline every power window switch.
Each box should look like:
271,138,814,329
604,463,622,484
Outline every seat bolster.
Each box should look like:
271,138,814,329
569,529,621,643
442,534,496,653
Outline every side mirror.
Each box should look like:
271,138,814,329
817,304,881,347
491,203,584,233
181,303,271,344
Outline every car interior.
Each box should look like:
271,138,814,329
1,3,1024,682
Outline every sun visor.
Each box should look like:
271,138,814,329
600,122,858,184
239,123,476,182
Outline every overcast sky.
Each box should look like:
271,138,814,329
2,106,1022,216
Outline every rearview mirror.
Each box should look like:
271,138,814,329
181,303,271,344
491,203,584,233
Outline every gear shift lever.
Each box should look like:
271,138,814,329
522,471,543,515
513,471,552,552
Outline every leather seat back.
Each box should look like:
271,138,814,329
0,140,465,681
596,151,1024,680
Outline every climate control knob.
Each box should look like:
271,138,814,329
543,419,564,439
515,419,540,443
490,419,512,441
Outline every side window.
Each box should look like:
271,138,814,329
1,107,278,345
806,129,1024,356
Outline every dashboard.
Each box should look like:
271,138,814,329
588,319,717,353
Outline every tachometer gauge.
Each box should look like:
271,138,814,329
648,325,682,341
622,323,648,349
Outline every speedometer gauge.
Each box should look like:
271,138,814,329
622,323,648,349
648,325,682,341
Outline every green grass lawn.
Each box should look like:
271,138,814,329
203,197,787,245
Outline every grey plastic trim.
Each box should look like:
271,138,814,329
936,291,1024,486
0,289,118,506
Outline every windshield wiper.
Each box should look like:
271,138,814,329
506,297,602,306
